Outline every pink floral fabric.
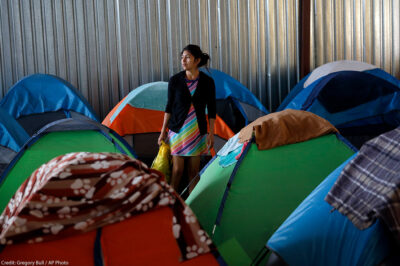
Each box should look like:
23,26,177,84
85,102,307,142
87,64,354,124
0,152,213,260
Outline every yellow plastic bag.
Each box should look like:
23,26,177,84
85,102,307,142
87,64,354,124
151,140,172,183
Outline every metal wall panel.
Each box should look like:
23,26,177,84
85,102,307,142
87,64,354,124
0,0,300,118
311,0,400,79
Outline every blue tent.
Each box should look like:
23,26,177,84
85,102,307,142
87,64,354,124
266,155,395,266
277,60,400,148
201,68,269,132
0,74,99,135
0,107,30,174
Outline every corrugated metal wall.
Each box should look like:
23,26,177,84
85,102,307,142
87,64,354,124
311,0,400,78
0,0,299,118
2,0,399,119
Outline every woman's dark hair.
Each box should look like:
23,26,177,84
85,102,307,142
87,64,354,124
181,44,210,68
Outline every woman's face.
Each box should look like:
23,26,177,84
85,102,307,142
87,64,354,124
181,50,200,71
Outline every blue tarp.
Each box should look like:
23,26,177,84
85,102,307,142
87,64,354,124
0,74,99,121
0,107,29,151
267,155,393,266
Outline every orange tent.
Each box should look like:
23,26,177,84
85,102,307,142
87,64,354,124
102,82,234,165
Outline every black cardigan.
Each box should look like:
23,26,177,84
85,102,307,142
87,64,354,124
165,71,216,135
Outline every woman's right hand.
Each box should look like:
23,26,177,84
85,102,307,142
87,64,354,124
159,113,171,145
158,130,168,146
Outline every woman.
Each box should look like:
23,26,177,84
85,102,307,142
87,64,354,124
158,44,216,193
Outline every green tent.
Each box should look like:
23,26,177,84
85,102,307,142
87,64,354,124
0,118,135,212
186,110,356,265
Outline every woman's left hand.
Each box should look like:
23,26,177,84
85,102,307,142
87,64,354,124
207,134,214,149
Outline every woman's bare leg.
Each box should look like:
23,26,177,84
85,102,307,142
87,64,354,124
170,156,185,191
187,156,201,193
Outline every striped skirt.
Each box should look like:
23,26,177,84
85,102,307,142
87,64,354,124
168,105,209,156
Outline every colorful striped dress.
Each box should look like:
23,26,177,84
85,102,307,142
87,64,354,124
168,78,209,156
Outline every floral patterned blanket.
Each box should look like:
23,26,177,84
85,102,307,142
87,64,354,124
0,152,213,260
